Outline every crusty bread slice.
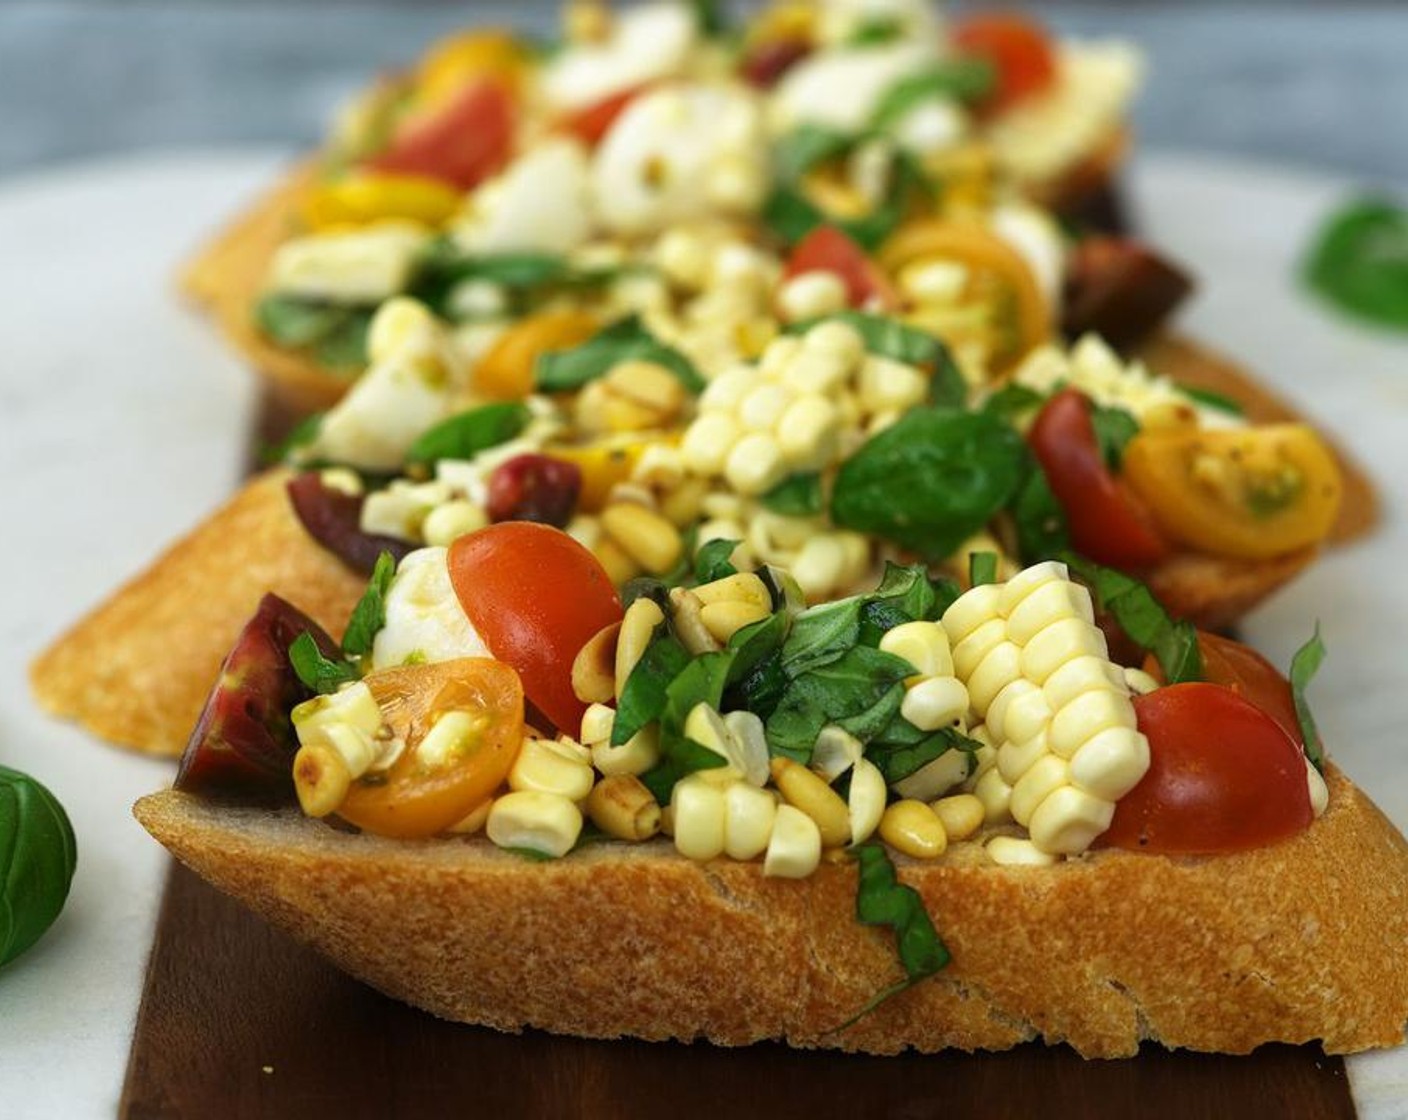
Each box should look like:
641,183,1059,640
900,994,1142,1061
133,765,1408,1058
29,469,366,757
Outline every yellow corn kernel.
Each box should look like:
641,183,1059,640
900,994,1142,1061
699,599,770,645
509,737,595,801
931,794,984,841
879,800,949,860
879,621,953,680
601,502,684,575
592,536,642,586
579,702,616,747
671,774,727,861
302,172,461,231
1009,754,1069,828
810,725,862,783
591,725,662,777
985,835,1057,867
571,621,620,705
657,476,709,527
723,781,778,860
422,499,488,548
941,582,1004,646
586,775,661,841
615,597,665,696
487,792,583,858
692,572,772,611
446,797,494,835
769,757,850,848
763,803,822,878
668,587,722,655
900,676,970,732
973,766,1013,825
1027,785,1115,855
293,744,352,819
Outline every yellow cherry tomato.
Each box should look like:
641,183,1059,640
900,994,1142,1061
301,171,462,230
1121,424,1343,561
337,658,524,839
416,29,526,106
474,310,601,400
878,219,1050,370
547,436,654,512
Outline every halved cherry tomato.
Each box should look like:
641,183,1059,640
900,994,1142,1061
415,29,526,105
448,523,622,735
474,309,600,400
546,435,651,512
1029,388,1171,570
301,171,462,230
337,658,523,839
562,85,647,146
1103,683,1313,854
951,12,1058,115
1143,632,1300,747
367,80,515,192
784,225,898,310
1122,425,1343,561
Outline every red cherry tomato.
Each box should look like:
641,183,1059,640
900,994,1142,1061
448,522,622,735
1029,388,1170,570
1143,632,1301,747
951,12,1058,115
783,225,898,311
1103,683,1313,854
562,85,646,146
367,80,515,191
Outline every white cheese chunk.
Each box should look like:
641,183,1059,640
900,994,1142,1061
370,547,490,671
543,2,698,112
770,42,931,135
267,221,429,303
451,139,594,256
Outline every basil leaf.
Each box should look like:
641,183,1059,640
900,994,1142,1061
783,597,864,677
832,409,1027,559
288,631,358,694
261,411,325,467
1179,385,1246,416
854,841,949,979
761,472,824,516
693,538,741,585
639,738,730,805
1009,458,1070,564
255,294,351,347
315,311,373,371
1303,196,1408,330
867,725,978,786
773,124,856,181
340,551,398,658
848,18,905,46
404,402,531,469
871,58,996,131
534,315,706,394
766,647,913,760
612,629,693,747
983,383,1046,423
1289,625,1327,773
726,611,790,685
1062,554,1203,684
864,562,938,626
638,651,737,800
0,765,77,967
1089,403,1140,470
969,551,998,588
690,0,730,36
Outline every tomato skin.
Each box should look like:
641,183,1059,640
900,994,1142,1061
951,12,1059,115
741,38,811,88
562,85,646,146
1103,683,1313,854
1143,632,1301,748
448,523,622,735
338,658,524,839
367,80,515,192
783,225,897,310
1028,389,1171,570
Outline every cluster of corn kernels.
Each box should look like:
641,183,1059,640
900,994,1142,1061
940,561,1151,864
893,256,999,389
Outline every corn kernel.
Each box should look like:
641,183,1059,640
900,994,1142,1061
763,803,821,878
879,621,953,679
723,781,777,860
422,499,488,547
671,774,728,861
681,412,742,475
879,800,948,860
848,758,887,845
509,737,596,801
1027,786,1115,856
776,271,848,323
931,794,983,841
986,835,1057,867
487,791,583,858
901,676,970,732
591,726,662,777
770,757,849,848
586,775,661,841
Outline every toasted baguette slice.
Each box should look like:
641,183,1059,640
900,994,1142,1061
29,470,365,757
134,765,1408,1058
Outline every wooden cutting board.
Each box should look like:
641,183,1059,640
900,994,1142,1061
119,862,1357,1120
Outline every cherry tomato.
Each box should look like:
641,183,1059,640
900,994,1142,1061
367,80,515,192
1103,683,1313,854
448,523,622,735
1121,425,1342,561
473,309,600,400
486,454,582,527
338,658,524,839
783,225,897,310
1142,632,1300,747
1028,389,1171,570
415,29,526,105
546,435,651,512
562,85,647,146
951,12,1058,115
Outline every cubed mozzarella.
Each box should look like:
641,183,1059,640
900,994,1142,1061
266,222,429,303
370,547,491,670
543,2,698,111
451,139,594,256
770,42,931,135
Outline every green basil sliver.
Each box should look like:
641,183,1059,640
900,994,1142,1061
340,551,399,658
871,59,997,131
1289,625,1328,773
534,316,706,395
1089,403,1140,471
254,294,348,347
1179,385,1246,416
288,631,358,695
612,629,692,747
405,402,531,469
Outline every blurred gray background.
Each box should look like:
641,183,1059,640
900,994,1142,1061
1,1,1406,183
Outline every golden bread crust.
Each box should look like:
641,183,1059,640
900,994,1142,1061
134,767,1408,1058
29,470,366,756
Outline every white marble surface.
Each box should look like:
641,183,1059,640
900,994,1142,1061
0,149,1405,1116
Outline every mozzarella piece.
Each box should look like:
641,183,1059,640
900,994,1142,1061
770,42,932,134
592,84,770,236
266,221,429,303
451,139,594,256
369,547,490,671
543,2,698,112
890,98,968,157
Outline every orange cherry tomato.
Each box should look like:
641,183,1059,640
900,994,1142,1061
338,658,524,839
448,523,622,735
1103,683,1313,854
783,225,898,310
1143,632,1301,747
367,79,515,192
1028,389,1170,570
415,29,526,105
473,309,601,400
951,12,1058,115
562,85,647,146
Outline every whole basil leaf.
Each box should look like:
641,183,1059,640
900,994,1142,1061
1303,196,1408,330
0,766,77,967
832,409,1027,559
404,402,531,469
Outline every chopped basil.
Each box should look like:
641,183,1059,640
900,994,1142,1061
1062,554,1203,684
693,538,741,585
848,17,905,46
765,646,913,760
773,124,856,182
288,632,358,694
760,472,824,517
404,402,531,470
639,651,736,801
411,242,626,318
689,0,730,36
982,382,1046,423
314,311,373,371
261,411,325,466
256,294,371,372
1179,385,1246,416
611,628,693,747
832,409,1027,560
1289,625,1327,773
1009,458,1070,564
1303,196,1408,330
340,551,398,659
1089,403,1140,470
969,551,998,588
782,597,865,677
870,58,996,131
534,315,706,395
868,724,979,786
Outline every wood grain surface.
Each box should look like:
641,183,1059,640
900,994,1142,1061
120,863,1357,1120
